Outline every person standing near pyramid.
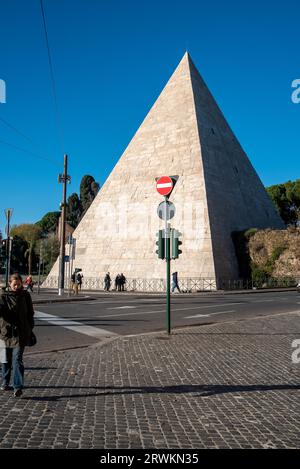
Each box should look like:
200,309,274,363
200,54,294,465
104,272,111,291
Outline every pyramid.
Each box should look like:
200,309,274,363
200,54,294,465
45,52,284,289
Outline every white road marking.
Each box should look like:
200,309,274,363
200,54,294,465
91,303,244,319
252,299,278,303
37,302,245,322
83,299,165,305
107,306,137,310
35,311,117,338
185,310,235,319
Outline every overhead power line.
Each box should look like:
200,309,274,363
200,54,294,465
0,116,60,164
0,138,59,166
0,116,39,147
40,0,65,153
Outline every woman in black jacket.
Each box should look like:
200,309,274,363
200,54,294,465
0,272,35,397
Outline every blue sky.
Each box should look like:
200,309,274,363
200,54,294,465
0,0,299,234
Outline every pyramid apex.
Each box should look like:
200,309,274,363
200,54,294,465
177,50,195,71
181,50,191,61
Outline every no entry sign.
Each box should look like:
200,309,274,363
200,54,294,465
156,176,173,196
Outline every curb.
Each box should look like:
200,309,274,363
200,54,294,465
32,295,97,305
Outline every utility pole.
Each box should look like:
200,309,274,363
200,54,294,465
58,154,71,296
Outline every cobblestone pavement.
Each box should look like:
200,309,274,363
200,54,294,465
1,310,300,449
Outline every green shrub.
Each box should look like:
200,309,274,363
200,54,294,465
270,245,286,263
251,263,269,287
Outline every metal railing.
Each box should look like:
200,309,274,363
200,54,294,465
2,273,297,292
220,277,298,290
41,275,298,292
41,276,218,292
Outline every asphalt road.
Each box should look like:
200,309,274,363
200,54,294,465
27,290,300,354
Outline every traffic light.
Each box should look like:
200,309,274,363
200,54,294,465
171,229,182,259
0,239,7,267
156,230,165,259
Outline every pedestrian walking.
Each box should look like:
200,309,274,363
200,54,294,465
0,273,35,397
171,271,181,293
104,272,111,291
24,275,34,293
77,272,83,291
71,272,76,294
120,273,126,292
74,273,79,296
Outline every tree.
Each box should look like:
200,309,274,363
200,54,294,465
34,233,60,275
286,179,300,223
80,175,100,215
36,211,60,236
266,179,300,226
66,193,83,228
11,224,42,274
10,235,29,274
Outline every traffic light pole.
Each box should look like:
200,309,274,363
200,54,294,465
164,195,171,335
156,176,179,335
166,226,171,335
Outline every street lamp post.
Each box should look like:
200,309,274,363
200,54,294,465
4,208,13,288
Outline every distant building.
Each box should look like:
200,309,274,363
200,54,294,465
57,216,74,243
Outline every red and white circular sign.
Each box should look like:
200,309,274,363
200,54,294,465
156,176,173,196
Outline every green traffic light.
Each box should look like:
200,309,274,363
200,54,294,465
156,230,165,259
0,239,7,267
171,229,182,259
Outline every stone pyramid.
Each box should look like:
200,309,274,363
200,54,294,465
46,52,284,289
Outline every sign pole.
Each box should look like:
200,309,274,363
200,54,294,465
166,227,171,335
68,236,72,297
156,176,179,335
165,197,171,335
69,237,76,295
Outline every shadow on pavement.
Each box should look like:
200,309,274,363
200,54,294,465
21,383,300,401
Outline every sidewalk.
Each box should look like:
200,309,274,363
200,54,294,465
1,310,300,448
30,290,102,304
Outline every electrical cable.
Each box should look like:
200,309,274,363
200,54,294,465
0,116,60,165
40,0,65,154
0,138,60,166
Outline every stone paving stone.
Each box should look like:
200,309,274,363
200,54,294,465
1,311,300,448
